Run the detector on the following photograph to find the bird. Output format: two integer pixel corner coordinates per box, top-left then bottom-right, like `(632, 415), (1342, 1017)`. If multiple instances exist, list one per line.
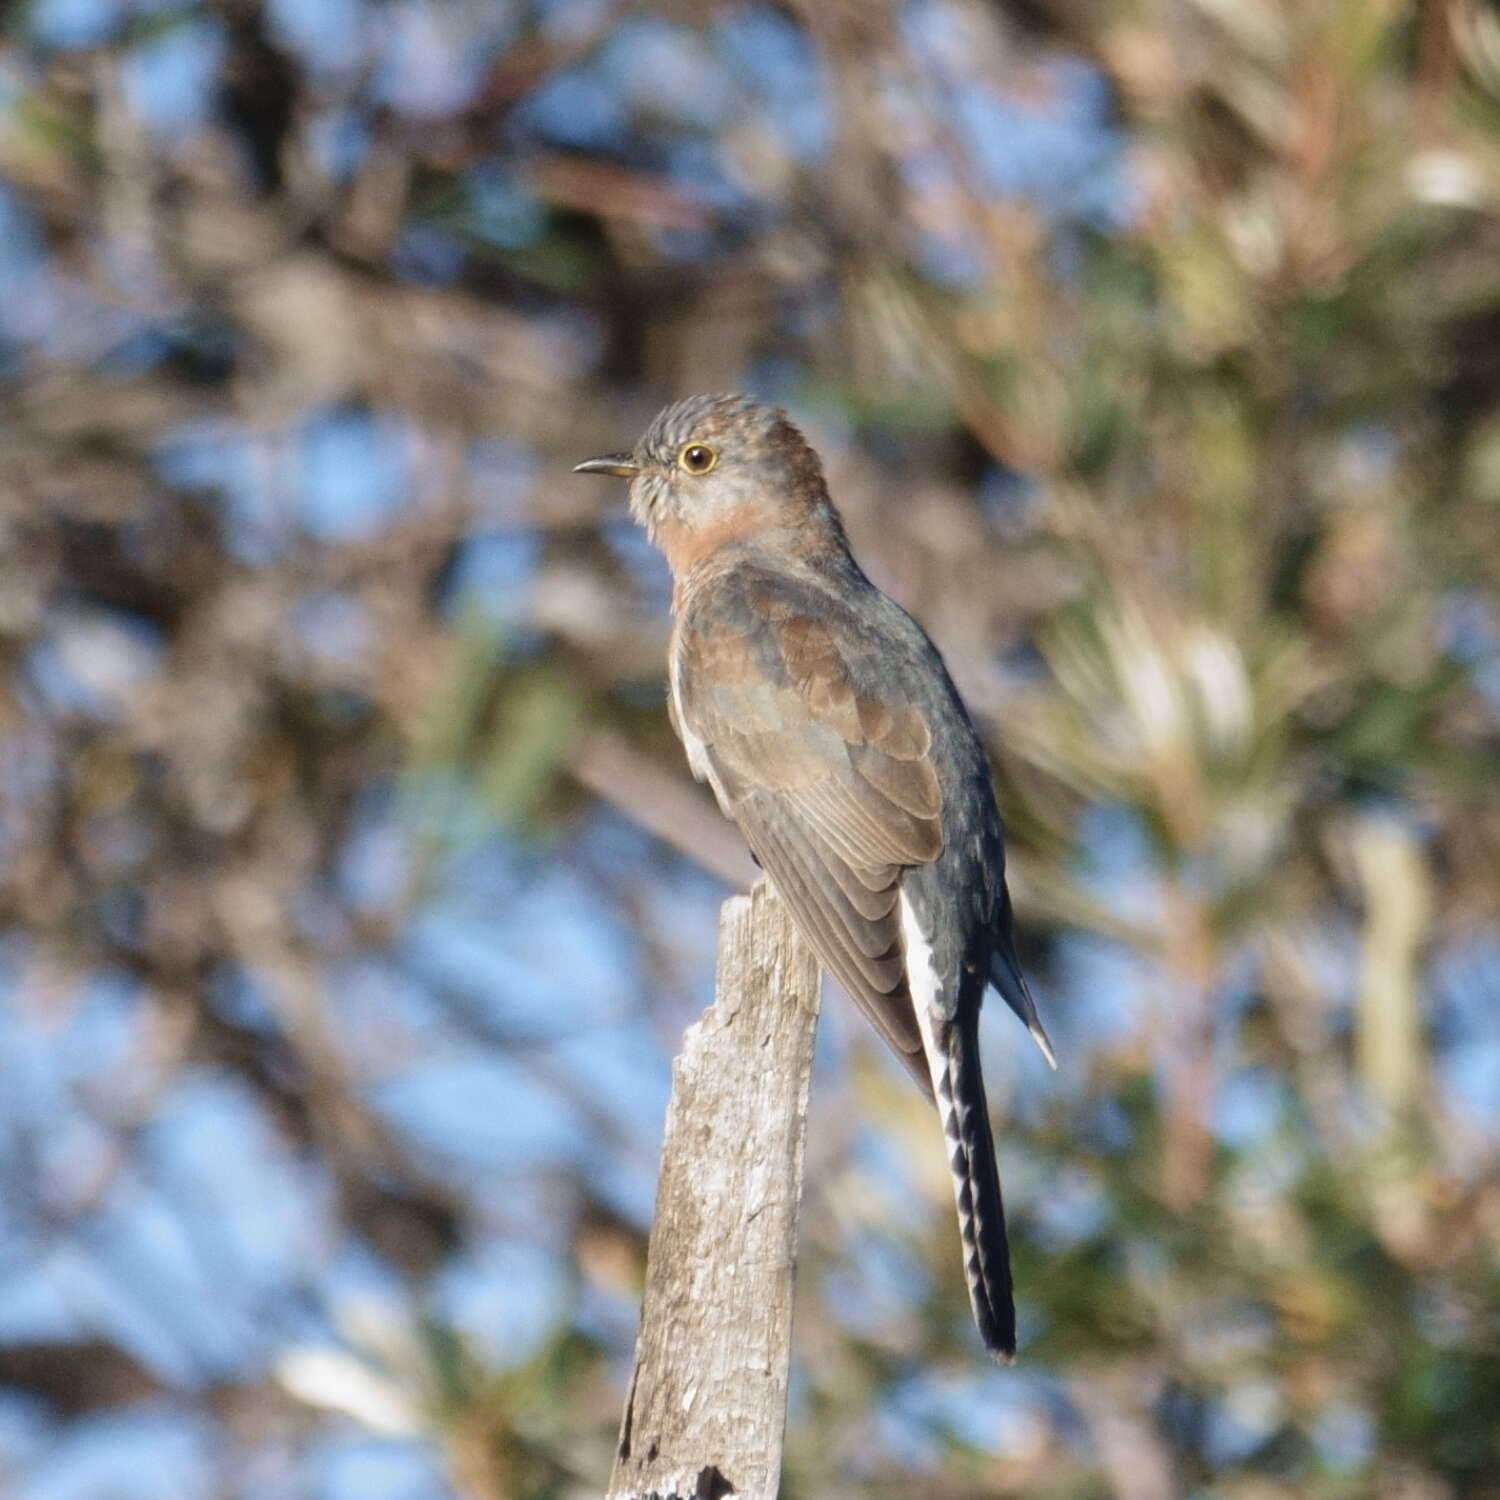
(575, 394), (1054, 1361)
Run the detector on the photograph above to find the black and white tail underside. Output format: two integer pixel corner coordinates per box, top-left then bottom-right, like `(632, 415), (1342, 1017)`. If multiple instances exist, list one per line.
(943, 1015), (1015, 1358)
(900, 895), (1017, 1361)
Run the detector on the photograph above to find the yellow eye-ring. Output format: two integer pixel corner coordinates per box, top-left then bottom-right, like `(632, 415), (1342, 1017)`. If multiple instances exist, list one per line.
(677, 442), (718, 475)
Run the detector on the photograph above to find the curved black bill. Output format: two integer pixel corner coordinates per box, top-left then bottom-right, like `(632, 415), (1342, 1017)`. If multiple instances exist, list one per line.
(573, 453), (640, 478)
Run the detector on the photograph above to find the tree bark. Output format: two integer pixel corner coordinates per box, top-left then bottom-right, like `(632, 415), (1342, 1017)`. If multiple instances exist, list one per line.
(607, 880), (821, 1500)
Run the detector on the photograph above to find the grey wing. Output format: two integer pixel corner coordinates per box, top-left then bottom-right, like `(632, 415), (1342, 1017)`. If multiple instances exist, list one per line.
(674, 568), (945, 1095)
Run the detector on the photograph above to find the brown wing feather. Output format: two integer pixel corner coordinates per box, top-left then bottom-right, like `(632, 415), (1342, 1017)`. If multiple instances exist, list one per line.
(674, 567), (945, 1095)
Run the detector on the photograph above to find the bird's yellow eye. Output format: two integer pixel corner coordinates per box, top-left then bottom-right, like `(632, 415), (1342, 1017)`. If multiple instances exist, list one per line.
(677, 443), (718, 476)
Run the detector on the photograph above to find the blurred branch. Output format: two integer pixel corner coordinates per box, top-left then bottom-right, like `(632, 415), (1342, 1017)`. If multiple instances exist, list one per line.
(1349, 813), (1432, 1120)
(569, 727), (760, 891)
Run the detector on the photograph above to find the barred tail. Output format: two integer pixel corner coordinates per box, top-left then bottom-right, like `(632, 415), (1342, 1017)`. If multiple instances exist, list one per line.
(938, 1019), (1016, 1361)
(898, 892), (1017, 1359)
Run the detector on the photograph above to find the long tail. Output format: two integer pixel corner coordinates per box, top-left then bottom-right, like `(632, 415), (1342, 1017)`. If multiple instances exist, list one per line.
(938, 1017), (1016, 1361)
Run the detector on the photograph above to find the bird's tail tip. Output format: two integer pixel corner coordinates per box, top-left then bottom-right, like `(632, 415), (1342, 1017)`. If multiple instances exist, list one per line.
(971, 1279), (1018, 1363)
(973, 1287), (1017, 1362)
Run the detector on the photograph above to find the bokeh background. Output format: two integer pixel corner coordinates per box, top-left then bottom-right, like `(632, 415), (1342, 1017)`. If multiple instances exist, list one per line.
(3, 0), (1500, 1496)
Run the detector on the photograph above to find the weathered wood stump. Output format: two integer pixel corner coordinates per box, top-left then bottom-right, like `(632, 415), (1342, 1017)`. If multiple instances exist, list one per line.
(607, 881), (820, 1500)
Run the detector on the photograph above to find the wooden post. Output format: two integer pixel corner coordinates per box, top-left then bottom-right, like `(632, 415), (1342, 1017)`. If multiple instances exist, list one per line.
(608, 880), (821, 1500)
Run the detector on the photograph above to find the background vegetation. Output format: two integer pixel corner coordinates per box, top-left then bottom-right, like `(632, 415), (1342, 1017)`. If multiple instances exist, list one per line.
(2, 0), (1499, 1496)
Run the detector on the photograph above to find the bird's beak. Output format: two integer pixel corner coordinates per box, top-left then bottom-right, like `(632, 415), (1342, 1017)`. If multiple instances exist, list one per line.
(573, 453), (640, 479)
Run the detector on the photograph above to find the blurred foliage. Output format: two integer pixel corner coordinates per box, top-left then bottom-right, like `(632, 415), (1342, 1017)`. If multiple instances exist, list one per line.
(1, 1), (1499, 1498)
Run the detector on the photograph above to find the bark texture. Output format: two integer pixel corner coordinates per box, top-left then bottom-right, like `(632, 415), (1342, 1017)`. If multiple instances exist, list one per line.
(608, 881), (821, 1500)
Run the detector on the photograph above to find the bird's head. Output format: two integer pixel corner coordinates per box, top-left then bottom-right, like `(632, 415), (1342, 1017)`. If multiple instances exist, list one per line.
(575, 394), (846, 576)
